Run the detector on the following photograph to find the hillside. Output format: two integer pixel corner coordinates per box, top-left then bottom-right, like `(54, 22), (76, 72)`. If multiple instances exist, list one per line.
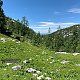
(43, 25), (80, 52)
(0, 34), (80, 80)
(4, 17), (80, 53)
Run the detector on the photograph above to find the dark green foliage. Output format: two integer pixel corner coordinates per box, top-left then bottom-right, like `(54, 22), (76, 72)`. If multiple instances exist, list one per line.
(4, 16), (44, 46)
(48, 27), (51, 34)
(0, 0), (6, 33)
(5, 17), (34, 39)
(3, 16), (80, 53)
(43, 25), (80, 52)
(21, 16), (28, 27)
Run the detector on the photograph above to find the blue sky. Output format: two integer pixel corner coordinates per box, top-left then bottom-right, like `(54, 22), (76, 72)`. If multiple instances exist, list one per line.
(2, 0), (80, 34)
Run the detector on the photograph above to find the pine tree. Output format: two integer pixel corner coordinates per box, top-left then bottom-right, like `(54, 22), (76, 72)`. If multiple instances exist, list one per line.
(48, 27), (51, 34)
(57, 25), (61, 30)
(0, 0), (6, 33)
(21, 16), (28, 27)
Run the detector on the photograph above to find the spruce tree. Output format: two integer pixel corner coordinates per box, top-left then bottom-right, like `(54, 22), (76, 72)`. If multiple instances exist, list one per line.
(0, 0), (6, 33)
(21, 16), (28, 27)
(48, 27), (51, 34)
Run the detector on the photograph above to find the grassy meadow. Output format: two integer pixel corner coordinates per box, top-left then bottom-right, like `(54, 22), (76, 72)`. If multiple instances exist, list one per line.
(0, 34), (80, 80)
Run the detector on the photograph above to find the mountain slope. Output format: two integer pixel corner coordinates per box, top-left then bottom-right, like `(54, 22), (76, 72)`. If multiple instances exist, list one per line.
(0, 34), (80, 80)
(44, 25), (80, 52)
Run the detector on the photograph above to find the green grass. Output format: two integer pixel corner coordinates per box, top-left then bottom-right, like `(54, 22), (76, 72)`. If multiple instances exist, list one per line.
(0, 34), (80, 80)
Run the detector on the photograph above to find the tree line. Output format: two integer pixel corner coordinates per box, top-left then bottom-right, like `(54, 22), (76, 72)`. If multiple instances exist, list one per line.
(44, 25), (80, 52)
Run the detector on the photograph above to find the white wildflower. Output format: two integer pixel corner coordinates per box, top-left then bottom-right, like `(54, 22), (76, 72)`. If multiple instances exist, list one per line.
(6, 63), (12, 66)
(23, 60), (27, 63)
(29, 58), (32, 61)
(50, 62), (53, 64)
(16, 41), (20, 44)
(61, 60), (69, 64)
(47, 59), (48, 61)
(37, 75), (44, 80)
(12, 39), (15, 41)
(56, 52), (68, 54)
(26, 68), (36, 73)
(4, 69), (7, 70)
(75, 64), (80, 66)
(42, 51), (45, 54)
(52, 60), (55, 62)
(72, 53), (80, 56)
(33, 74), (38, 77)
(45, 77), (51, 80)
(1, 38), (6, 43)
(36, 70), (41, 74)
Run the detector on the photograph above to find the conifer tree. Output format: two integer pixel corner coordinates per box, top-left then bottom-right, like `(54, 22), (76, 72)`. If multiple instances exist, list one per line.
(48, 27), (51, 34)
(0, 0), (6, 33)
(21, 16), (28, 27)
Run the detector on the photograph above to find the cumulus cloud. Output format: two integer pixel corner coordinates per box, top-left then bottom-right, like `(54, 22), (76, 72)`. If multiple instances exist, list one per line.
(68, 8), (80, 13)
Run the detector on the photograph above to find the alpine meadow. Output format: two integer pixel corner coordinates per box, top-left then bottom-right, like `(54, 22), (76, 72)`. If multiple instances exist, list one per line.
(0, 0), (80, 80)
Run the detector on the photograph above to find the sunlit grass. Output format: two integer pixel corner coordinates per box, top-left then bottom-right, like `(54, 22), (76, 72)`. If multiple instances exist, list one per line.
(0, 34), (80, 80)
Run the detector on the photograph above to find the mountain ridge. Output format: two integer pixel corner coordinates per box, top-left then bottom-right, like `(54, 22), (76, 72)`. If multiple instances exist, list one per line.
(44, 24), (80, 52)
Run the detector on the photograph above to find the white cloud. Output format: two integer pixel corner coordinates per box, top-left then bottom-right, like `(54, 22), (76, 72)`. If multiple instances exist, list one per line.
(68, 8), (80, 13)
(30, 26), (48, 29)
(34, 29), (49, 34)
(38, 22), (79, 27)
(30, 22), (79, 34)
(39, 22), (54, 27)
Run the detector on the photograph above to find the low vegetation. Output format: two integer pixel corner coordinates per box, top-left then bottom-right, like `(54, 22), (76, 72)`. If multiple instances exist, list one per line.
(0, 0), (80, 80)
(0, 34), (80, 80)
